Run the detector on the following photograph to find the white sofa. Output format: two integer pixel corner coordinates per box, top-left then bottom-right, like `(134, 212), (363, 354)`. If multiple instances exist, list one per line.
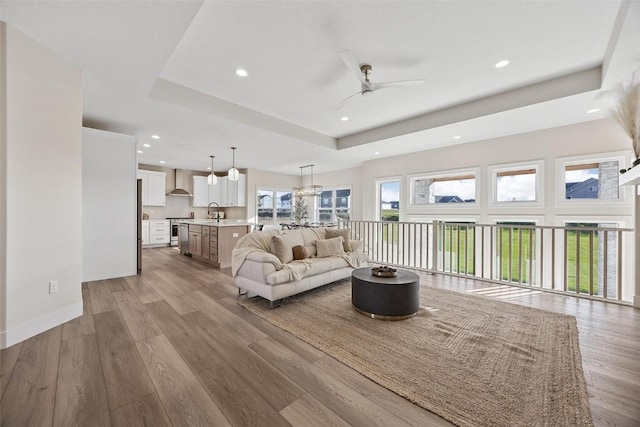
(232, 227), (367, 305)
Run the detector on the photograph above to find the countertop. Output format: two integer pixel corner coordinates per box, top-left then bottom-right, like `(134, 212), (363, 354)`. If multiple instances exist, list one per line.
(175, 219), (253, 228)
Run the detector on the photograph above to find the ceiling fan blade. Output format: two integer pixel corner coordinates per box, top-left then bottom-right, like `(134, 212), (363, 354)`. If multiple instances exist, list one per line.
(372, 80), (426, 92)
(332, 90), (361, 110)
(339, 50), (367, 86)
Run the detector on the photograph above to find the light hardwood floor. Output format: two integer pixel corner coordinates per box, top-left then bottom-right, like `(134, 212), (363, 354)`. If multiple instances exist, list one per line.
(1, 247), (639, 426)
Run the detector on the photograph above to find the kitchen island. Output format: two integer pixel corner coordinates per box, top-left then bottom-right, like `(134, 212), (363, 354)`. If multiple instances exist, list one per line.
(178, 220), (252, 269)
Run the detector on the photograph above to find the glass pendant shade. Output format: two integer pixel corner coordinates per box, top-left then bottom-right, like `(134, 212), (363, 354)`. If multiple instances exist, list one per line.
(208, 155), (217, 185)
(228, 167), (239, 181)
(228, 146), (239, 181)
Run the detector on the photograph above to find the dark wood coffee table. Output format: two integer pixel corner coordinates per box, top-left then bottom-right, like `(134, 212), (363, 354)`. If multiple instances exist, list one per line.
(351, 267), (420, 320)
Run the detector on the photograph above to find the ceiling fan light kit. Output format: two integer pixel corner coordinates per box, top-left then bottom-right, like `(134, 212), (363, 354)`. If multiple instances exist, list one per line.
(228, 146), (239, 181)
(334, 50), (425, 109)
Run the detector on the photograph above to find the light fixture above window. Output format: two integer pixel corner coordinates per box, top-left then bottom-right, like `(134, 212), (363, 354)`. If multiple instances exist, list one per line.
(293, 164), (323, 197)
(207, 155), (217, 185)
(228, 147), (239, 181)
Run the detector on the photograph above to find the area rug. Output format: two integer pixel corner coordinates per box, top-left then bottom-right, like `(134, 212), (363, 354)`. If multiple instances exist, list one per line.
(238, 281), (592, 427)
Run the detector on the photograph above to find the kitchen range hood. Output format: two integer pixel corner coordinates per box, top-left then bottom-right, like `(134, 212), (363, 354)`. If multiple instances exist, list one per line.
(167, 169), (193, 197)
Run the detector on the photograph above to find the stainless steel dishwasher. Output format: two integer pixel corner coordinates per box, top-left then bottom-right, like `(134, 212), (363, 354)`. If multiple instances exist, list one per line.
(179, 223), (191, 256)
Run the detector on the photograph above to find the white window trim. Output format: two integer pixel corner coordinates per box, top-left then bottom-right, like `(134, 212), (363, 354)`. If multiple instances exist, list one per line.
(555, 151), (630, 207)
(256, 187), (292, 226)
(375, 176), (401, 221)
(488, 160), (544, 207)
(407, 167), (480, 209)
(316, 185), (352, 223)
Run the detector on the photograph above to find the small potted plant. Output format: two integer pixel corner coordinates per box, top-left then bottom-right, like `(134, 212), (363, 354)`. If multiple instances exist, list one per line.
(292, 196), (308, 225)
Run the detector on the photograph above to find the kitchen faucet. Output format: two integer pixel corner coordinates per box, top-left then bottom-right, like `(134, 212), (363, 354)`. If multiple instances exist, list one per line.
(207, 202), (220, 223)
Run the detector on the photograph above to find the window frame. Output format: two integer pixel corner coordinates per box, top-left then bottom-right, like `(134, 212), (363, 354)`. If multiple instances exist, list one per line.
(408, 167), (480, 208)
(256, 188), (293, 226)
(488, 160), (544, 207)
(555, 152), (629, 206)
(375, 177), (401, 221)
(315, 186), (352, 224)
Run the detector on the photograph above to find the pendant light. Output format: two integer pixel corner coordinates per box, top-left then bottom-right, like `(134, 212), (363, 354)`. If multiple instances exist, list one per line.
(228, 146), (239, 181)
(207, 155), (217, 185)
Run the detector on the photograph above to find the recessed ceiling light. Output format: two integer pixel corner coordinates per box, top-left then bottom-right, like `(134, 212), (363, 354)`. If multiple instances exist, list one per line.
(453, 135), (461, 140)
(374, 151), (381, 155)
(494, 60), (510, 68)
(235, 68), (248, 77)
(159, 160), (166, 164)
(137, 150), (143, 154)
(586, 108), (600, 114)
(151, 135), (160, 139)
(340, 116), (349, 121)
(143, 143), (151, 147)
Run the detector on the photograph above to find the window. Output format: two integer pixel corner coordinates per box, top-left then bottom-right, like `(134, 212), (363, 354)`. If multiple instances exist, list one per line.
(316, 188), (351, 223)
(257, 189), (291, 225)
(410, 171), (477, 205)
(496, 169), (536, 202)
(564, 162), (619, 200)
(378, 180), (399, 221)
(488, 161), (543, 206)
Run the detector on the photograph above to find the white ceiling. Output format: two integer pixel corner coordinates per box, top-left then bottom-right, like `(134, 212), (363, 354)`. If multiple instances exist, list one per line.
(1, 1), (638, 175)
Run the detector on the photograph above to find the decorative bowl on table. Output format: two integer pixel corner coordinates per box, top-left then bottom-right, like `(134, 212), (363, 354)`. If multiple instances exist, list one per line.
(372, 266), (397, 277)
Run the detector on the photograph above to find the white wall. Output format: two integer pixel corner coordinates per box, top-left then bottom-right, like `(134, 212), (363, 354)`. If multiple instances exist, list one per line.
(1, 23), (83, 349)
(83, 128), (137, 282)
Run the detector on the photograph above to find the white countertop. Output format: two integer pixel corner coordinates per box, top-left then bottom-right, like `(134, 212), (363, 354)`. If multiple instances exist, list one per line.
(175, 219), (253, 227)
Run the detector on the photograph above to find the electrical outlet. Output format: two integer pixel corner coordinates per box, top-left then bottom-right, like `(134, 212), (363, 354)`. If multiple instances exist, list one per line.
(49, 280), (58, 294)
(233, 233), (239, 237)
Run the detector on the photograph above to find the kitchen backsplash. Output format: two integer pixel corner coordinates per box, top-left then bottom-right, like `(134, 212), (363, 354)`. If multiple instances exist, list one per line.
(142, 196), (246, 220)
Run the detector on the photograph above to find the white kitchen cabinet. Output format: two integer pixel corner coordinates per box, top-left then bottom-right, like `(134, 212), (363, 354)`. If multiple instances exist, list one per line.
(192, 176), (209, 207)
(144, 220), (169, 246)
(219, 173), (246, 207)
(193, 175), (222, 207)
(141, 220), (150, 245)
(137, 169), (166, 206)
(208, 181), (221, 205)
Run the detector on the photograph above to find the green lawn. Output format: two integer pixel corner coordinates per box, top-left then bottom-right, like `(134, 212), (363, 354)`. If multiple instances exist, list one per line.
(437, 226), (599, 293)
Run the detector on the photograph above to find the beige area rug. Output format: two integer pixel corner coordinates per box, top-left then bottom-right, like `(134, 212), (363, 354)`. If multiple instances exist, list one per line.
(238, 281), (592, 427)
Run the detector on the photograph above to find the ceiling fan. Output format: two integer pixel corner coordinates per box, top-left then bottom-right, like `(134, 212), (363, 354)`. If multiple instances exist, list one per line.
(333, 50), (425, 109)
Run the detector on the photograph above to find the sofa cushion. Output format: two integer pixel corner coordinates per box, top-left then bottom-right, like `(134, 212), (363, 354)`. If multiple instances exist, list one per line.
(265, 257), (351, 285)
(349, 239), (363, 253)
(292, 245), (307, 260)
(271, 235), (293, 264)
(316, 236), (345, 258)
(325, 228), (351, 252)
(304, 244), (317, 258)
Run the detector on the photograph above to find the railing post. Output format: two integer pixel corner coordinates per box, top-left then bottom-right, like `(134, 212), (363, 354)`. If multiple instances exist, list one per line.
(431, 221), (439, 271)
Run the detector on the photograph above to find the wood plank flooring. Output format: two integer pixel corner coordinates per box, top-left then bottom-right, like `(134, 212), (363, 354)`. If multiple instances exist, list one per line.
(1, 246), (639, 426)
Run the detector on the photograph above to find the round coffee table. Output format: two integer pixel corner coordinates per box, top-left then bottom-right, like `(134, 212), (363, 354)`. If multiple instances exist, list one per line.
(351, 267), (420, 320)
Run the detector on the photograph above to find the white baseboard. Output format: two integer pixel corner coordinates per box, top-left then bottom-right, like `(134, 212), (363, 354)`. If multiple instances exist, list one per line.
(0, 302), (83, 349)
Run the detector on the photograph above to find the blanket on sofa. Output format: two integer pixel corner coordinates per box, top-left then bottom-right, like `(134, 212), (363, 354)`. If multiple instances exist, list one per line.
(231, 230), (281, 277)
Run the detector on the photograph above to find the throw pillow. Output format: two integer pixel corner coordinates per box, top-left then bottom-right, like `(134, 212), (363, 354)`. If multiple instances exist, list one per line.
(315, 236), (345, 258)
(325, 228), (351, 252)
(304, 244), (317, 258)
(292, 245), (307, 261)
(271, 235), (293, 264)
(349, 239), (363, 253)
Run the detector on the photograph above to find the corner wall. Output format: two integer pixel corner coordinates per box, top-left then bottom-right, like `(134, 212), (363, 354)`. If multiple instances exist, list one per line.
(83, 128), (137, 282)
(1, 23), (83, 349)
